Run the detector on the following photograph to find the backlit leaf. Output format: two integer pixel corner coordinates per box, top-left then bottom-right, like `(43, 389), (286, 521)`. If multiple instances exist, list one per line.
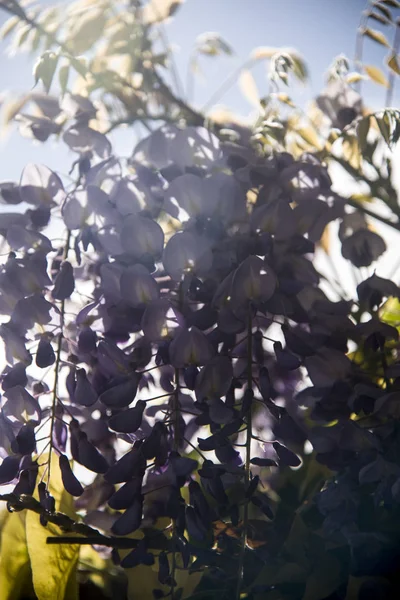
(58, 64), (70, 96)
(0, 511), (31, 600)
(142, 0), (184, 24)
(357, 115), (370, 151)
(381, 0), (400, 7)
(33, 51), (59, 93)
(0, 16), (20, 41)
(26, 453), (79, 600)
(368, 11), (391, 25)
(364, 64), (389, 87)
(276, 92), (295, 107)
(373, 2), (393, 19)
(67, 10), (108, 55)
(346, 72), (366, 84)
(250, 46), (278, 60)
(296, 127), (322, 150)
(387, 53), (400, 76)
(238, 69), (261, 109)
(375, 113), (391, 146)
(362, 27), (391, 47)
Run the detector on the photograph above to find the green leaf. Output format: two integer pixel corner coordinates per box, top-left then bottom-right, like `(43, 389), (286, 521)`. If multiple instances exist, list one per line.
(364, 64), (389, 87)
(67, 55), (88, 79)
(375, 112), (392, 147)
(289, 51), (309, 83)
(26, 453), (80, 600)
(33, 51), (59, 93)
(362, 27), (391, 47)
(67, 10), (108, 55)
(141, 0), (184, 23)
(0, 511), (31, 600)
(392, 116), (400, 145)
(357, 116), (371, 151)
(10, 23), (32, 52)
(373, 2), (393, 19)
(381, 0), (400, 7)
(368, 11), (391, 25)
(30, 28), (43, 53)
(58, 64), (70, 96)
(387, 53), (400, 76)
(196, 33), (233, 57)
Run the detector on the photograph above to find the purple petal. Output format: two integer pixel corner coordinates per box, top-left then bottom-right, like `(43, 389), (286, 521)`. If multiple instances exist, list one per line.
(52, 261), (75, 300)
(74, 368), (98, 407)
(99, 376), (139, 408)
(169, 327), (214, 368)
(59, 454), (84, 496)
(163, 231), (213, 281)
(120, 215), (164, 258)
(120, 265), (159, 307)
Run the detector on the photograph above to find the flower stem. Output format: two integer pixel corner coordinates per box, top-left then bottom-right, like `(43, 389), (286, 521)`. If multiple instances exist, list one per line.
(46, 230), (71, 487)
(235, 306), (253, 600)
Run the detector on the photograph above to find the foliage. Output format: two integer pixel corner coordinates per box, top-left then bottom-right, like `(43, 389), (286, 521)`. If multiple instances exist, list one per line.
(0, 1), (400, 599)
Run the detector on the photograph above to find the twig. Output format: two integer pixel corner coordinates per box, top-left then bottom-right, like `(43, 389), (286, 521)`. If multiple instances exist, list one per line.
(235, 306), (253, 600)
(46, 230), (71, 486)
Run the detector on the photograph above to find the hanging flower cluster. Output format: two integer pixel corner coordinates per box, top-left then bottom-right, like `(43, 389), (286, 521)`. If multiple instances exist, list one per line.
(0, 101), (398, 598)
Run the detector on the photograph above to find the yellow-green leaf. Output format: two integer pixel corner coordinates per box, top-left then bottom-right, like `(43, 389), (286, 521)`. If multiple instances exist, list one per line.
(375, 113), (391, 146)
(33, 51), (59, 93)
(387, 53), (400, 76)
(58, 64), (70, 96)
(238, 69), (261, 110)
(362, 27), (391, 47)
(0, 511), (31, 600)
(289, 51), (309, 83)
(346, 72), (366, 84)
(350, 193), (374, 204)
(296, 127), (322, 150)
(142, 0), (184, 23)
(0, 16), (20, 41)
(250, 46), (278, 61)
(26, 453), (80, 600)
(342, 136), (361, 170)
(368, 11), (391, 26)
(364, 65), (389, 87)
(68, 56), (88, 79)
(126, 557), (202, 600)
(127, 561), (168, 599)
(67, 10), (108, 55)
(381, 0), (400, 7)
(373, 2), (393, 20)
(276, 92), (295, 107)
(357, 115), (371, 151)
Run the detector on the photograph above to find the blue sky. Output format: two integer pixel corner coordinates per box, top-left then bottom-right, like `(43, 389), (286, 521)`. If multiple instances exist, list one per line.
(0, 0), (397, 181)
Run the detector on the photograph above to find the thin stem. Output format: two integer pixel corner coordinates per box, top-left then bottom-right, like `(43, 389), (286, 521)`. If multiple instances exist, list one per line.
(186, 52), (197, 103)
(345, 197), (400, 232)
(46, 230), (71, 486)
(354, 6), (369, 94)
(235, 305), (253, 600)
(183, 436), (207, 461)
(201, 57), (254, 112)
